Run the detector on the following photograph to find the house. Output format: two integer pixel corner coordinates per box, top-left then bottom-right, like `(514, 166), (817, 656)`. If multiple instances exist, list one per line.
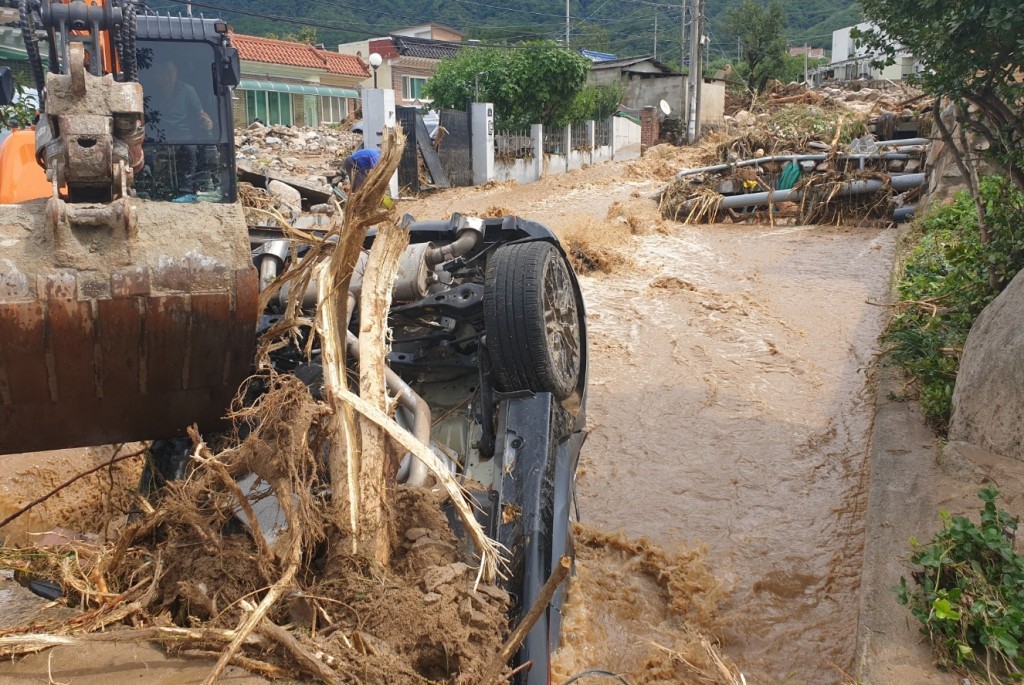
(231, 33), (369, 127)
(827, 22), (919, 82)
(338, 23), (464, 107)
(587, 55), (725, 126)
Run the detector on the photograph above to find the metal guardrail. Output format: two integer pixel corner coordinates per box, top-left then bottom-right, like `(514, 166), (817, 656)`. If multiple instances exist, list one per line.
(595, 119), (611, 147)
(542, 128), (566, 154)
(494, 129), (533, 161)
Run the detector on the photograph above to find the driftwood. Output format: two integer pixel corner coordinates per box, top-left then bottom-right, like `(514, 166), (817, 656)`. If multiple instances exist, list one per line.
(355, 212), (409, 564)
(479, 556), (572, 685)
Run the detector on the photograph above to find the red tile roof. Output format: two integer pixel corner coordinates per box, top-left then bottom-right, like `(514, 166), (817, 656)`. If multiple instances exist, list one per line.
(230, 33), (370, 78)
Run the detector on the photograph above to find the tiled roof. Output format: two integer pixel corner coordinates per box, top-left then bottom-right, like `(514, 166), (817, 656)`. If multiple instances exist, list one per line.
(391, 35), (462, 61)
(231, 33), (370, 78)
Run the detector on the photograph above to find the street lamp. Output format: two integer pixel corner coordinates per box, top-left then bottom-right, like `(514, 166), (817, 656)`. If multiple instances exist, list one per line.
(368, 52), (382, 89)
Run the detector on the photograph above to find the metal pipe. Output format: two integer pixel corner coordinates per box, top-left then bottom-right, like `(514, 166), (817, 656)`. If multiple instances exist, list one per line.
(424, 215), (485, 267)
(893, 206), (916, 223)
(702, 173), (925, 210)
(675, 153), (917, 180)
(345, 330), (433, 487)
(807, 137), (931, 150)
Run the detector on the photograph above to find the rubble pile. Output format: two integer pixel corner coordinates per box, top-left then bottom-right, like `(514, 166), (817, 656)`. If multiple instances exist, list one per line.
(235, 122), (363, 178)
(724, 80), (929, 134)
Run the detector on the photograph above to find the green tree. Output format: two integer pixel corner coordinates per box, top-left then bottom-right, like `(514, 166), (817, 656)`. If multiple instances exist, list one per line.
(424, 43), (590, 128)
(857, 0), (1024, 193)
(725, 0), (788, 93)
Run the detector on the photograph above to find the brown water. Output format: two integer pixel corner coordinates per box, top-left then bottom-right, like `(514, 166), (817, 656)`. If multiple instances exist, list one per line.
(557, 223), (895, 684)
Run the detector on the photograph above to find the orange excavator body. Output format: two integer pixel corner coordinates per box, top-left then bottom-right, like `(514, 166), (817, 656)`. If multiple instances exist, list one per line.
(0, 130), (50, 203)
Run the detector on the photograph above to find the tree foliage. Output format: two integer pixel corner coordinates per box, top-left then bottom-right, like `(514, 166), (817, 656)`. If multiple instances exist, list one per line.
(214, 0), (857, 70)
(725, 0), (788, 92)
(424, 44), (591, 128)
(858, 0), (1024, 192)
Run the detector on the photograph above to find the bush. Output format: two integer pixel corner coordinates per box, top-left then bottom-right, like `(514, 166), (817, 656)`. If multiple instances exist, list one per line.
(895, 489), (1024, 681)
(884, 176), (1024, 430)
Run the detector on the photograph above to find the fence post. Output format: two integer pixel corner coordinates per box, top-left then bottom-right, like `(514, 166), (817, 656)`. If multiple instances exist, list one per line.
(563, 124), (572, 172)
(361, 87), (399, 197)
(586, 120), (596, 165)
(470, 102), (495, 185)
(609, 115), (618, 161)
(531, 123), (543, 181)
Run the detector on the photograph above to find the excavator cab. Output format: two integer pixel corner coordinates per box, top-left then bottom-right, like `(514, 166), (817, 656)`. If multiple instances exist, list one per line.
(133, 21), (240, 203)
(0, 5), (257, 455)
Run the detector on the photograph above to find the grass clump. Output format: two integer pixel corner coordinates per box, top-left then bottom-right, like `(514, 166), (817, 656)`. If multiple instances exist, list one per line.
(883, 175), (1024, 431)
(895, 489), (1024, 682)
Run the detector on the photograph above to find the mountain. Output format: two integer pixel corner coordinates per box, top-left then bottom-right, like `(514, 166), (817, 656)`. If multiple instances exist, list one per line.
(177, 0), (860, 65)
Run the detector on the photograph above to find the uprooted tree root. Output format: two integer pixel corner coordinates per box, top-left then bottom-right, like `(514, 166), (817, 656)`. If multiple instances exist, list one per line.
(0, 376), (511, 684)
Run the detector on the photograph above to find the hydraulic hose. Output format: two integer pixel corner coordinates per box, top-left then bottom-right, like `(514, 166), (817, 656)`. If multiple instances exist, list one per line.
(19, 0), (45, 101)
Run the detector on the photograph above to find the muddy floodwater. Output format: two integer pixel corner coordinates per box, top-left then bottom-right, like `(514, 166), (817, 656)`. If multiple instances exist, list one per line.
(556, 222), (895, 683)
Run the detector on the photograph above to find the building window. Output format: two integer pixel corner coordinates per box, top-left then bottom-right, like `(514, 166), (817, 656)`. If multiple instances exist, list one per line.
(244, 90), (292, 126)
(320, 95), (347, 124)
(402, 76), (428, 101)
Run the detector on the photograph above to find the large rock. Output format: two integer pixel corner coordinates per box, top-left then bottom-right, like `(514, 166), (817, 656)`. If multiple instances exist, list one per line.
(949, 269), (1024, 460)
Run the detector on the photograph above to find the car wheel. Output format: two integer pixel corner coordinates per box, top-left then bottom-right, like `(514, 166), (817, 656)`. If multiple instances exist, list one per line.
(484, 241), (582, 400)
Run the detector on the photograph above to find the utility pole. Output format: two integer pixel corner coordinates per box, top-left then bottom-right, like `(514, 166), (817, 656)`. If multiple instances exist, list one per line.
(694, 0), (705, 140)
(565, 0), (570, 48)
(681, 0), (688, 126)
(686, 0), (700, 142)
(804, 43), (809, 83)
(653, 13), (658, 60)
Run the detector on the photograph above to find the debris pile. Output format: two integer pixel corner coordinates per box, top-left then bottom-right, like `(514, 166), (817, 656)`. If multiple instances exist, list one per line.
(660, 128), (928, 226)
(651, 78), (936, 227)
(235, 122), (363, 181)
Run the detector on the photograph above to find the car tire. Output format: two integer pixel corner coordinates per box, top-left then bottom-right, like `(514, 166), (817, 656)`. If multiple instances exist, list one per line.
(484, 241), (582, 400)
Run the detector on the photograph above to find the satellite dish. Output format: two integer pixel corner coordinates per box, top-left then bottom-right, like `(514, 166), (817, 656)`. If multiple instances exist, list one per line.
(659, 99), (672, 116)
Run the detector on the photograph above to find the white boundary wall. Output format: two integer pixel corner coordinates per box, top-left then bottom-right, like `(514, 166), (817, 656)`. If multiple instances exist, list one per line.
(490, 116), (641, 186)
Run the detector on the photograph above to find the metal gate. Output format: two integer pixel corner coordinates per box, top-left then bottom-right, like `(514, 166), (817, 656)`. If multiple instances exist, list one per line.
(437, 108), (473, 186)
(395, 106), (420, 194)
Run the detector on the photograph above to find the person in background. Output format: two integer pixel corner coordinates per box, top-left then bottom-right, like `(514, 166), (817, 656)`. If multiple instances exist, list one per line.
(343, 147), (381, 192)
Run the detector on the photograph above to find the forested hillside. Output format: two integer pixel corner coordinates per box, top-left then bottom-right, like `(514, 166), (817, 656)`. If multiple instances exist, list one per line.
(156, 0), (860, 65)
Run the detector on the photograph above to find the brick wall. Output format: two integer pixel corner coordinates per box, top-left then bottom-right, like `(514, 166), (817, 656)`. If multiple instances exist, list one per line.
(391, 65), (433, 105)
(640, 106), (659, 152)
(233, 92), (248, 128)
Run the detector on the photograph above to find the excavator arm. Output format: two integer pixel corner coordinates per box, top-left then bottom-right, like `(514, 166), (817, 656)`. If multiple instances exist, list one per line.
(0, 1), (257, 454)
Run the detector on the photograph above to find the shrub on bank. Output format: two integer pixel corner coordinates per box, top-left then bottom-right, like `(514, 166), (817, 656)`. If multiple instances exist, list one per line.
(884, 176), (1024, 431)
(895, 489), (1024, 680)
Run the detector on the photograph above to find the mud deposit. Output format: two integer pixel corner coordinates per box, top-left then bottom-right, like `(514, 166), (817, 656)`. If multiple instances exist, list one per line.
(0, 446), (143, 545)
(568, 222), (895, 683)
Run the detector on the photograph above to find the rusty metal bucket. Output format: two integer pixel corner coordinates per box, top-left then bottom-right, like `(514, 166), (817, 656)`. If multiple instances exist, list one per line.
(0, 198), (258, 454)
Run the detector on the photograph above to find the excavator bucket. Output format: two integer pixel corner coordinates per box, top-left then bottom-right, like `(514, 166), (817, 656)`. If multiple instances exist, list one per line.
(0, 199), (258, 454)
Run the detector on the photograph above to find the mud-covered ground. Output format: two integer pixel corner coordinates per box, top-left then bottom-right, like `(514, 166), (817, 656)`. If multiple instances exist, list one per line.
(3, 153), (1024, 684)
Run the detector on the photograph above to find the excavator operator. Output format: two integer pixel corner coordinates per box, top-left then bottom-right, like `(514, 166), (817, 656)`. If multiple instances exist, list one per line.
(147, 60), (213, 138)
